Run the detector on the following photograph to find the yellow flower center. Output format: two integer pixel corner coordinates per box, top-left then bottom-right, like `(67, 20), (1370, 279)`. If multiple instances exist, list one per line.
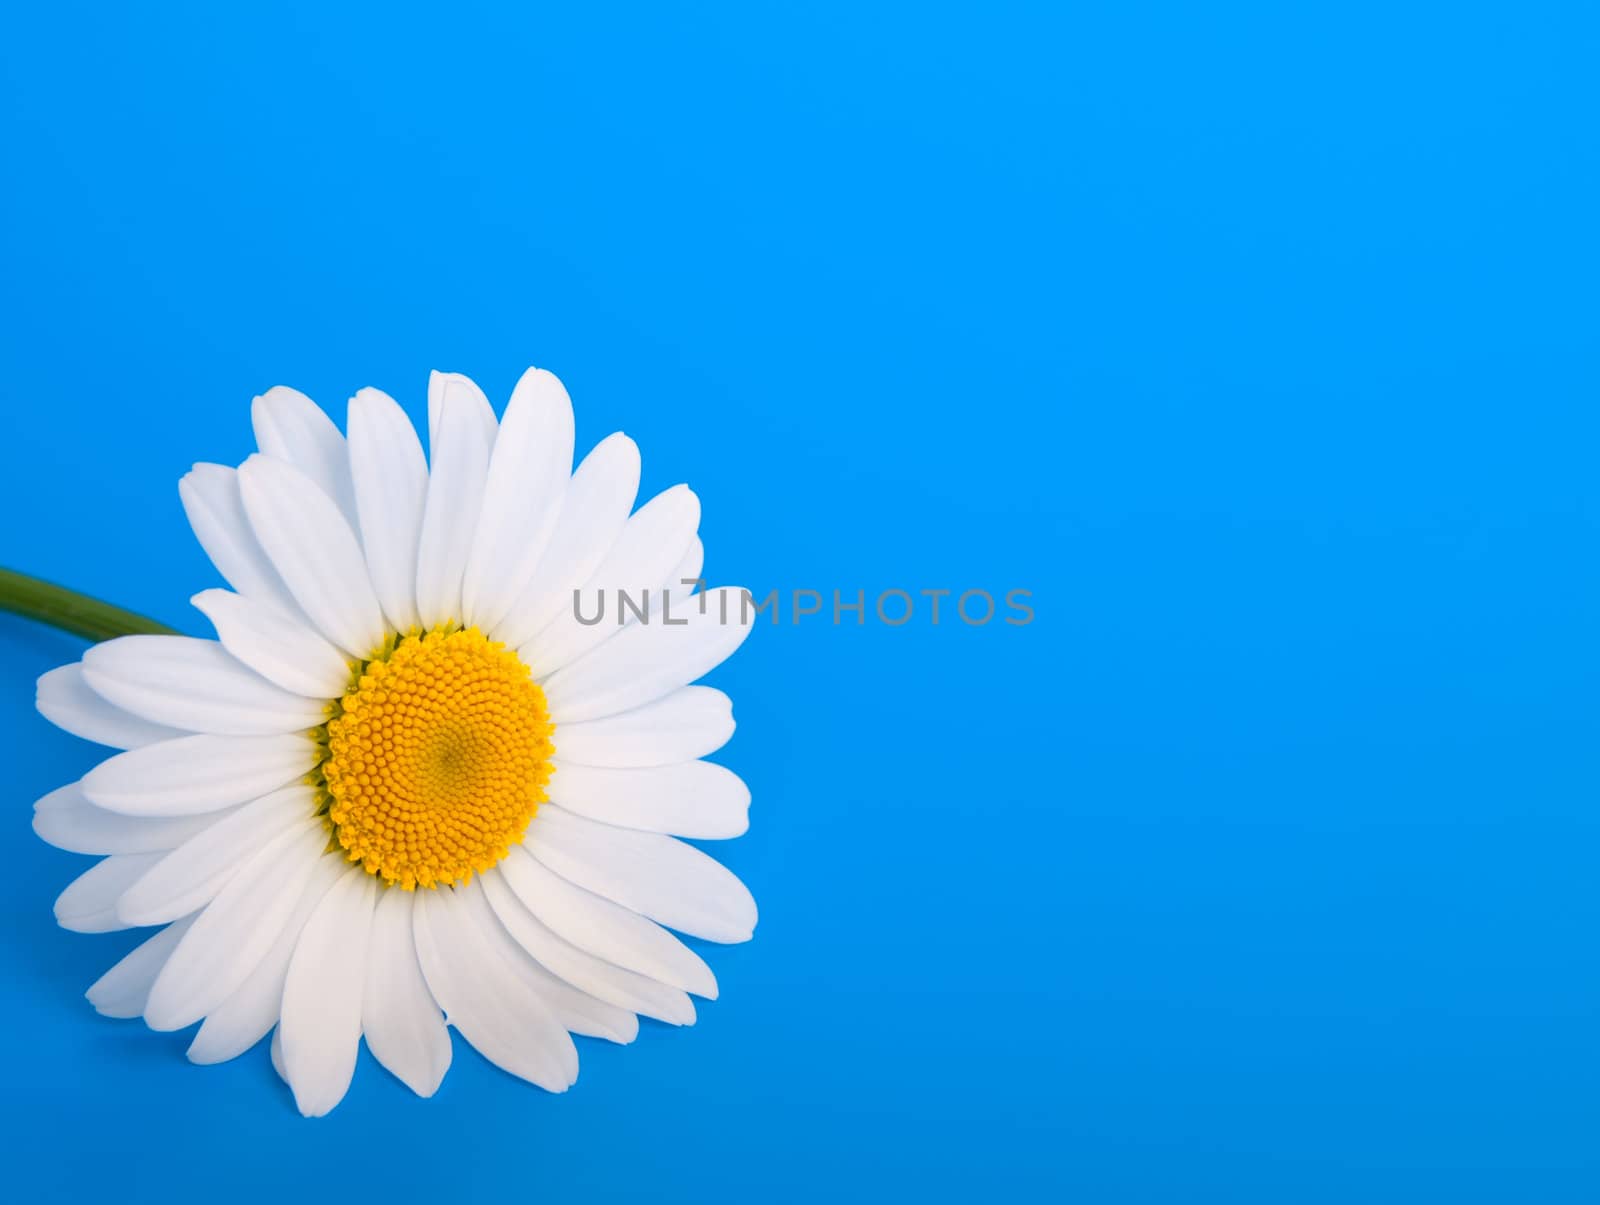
(316, 626), (554, 890)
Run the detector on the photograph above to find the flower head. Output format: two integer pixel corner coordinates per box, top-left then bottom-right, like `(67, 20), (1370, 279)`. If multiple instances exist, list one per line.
(34, 369), (756, 1116)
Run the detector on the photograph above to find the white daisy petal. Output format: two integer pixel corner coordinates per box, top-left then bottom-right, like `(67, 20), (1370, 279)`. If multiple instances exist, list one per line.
(144, 820), (325, 1031)
(416, 380), (494, 629)
(237, 453), (386, 658)
(81, 732), (315, 817)
(54, 853), (165, 933)
(482, 868), (694, 1025)
(427, 370), (497, 452)
(492, 432), (641, 649)
(542, 587), (754, 724)
(33, 781), (232, 856)
(546, 760), (750, 839)
(459, 879), (636, 1044)
(271, 1025), (287, 1083)
(116, 786), (315, 927)
(498, 847), (717, 998)
(280, 867), (378, 1117)
(179, 463), (302, 618)
(552, 687), (734, 768)
(81, 635), (326, 736)
(528, 806), (756, 943)
(520, 484), (700, 676)
(348, 388), (428, 634)
(191, 589), (352, 699)
(187, 853), (344, 1065)
(86, 915), (197, 1018)
(461, 367), (575, 633)
(413, 886), (577, 1092)
(361, 886), (451, 1097)
(37, 664), (187, 750)
(251, 386), (361, 533)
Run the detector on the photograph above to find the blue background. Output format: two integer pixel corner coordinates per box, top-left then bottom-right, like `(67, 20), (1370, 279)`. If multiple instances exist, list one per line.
(1, 3), (1597, 1202)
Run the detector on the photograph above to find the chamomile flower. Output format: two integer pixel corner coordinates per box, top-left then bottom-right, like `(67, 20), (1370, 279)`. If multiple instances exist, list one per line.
(32, 369), (756, 1116)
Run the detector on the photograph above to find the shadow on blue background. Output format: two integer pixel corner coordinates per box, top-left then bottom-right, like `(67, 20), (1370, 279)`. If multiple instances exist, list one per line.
(1, 3), (1597, 1202)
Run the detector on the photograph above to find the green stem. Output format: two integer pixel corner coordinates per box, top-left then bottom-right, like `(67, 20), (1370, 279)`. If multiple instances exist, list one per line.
(0, 568), (178, 643)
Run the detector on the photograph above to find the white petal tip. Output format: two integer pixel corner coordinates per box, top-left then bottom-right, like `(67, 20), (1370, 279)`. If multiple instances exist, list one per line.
(84, 992), (138, 1020)
(186, 1030), (253, 1066)
(369, 1015), (451, 1097)
(291, 1083), (354, 1118)
(54, 912), (108, 935)
(253, 385), (307, 405)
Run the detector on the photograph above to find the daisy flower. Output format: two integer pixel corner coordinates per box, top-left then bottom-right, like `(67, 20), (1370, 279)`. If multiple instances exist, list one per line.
(28, 369), (757, 1116)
